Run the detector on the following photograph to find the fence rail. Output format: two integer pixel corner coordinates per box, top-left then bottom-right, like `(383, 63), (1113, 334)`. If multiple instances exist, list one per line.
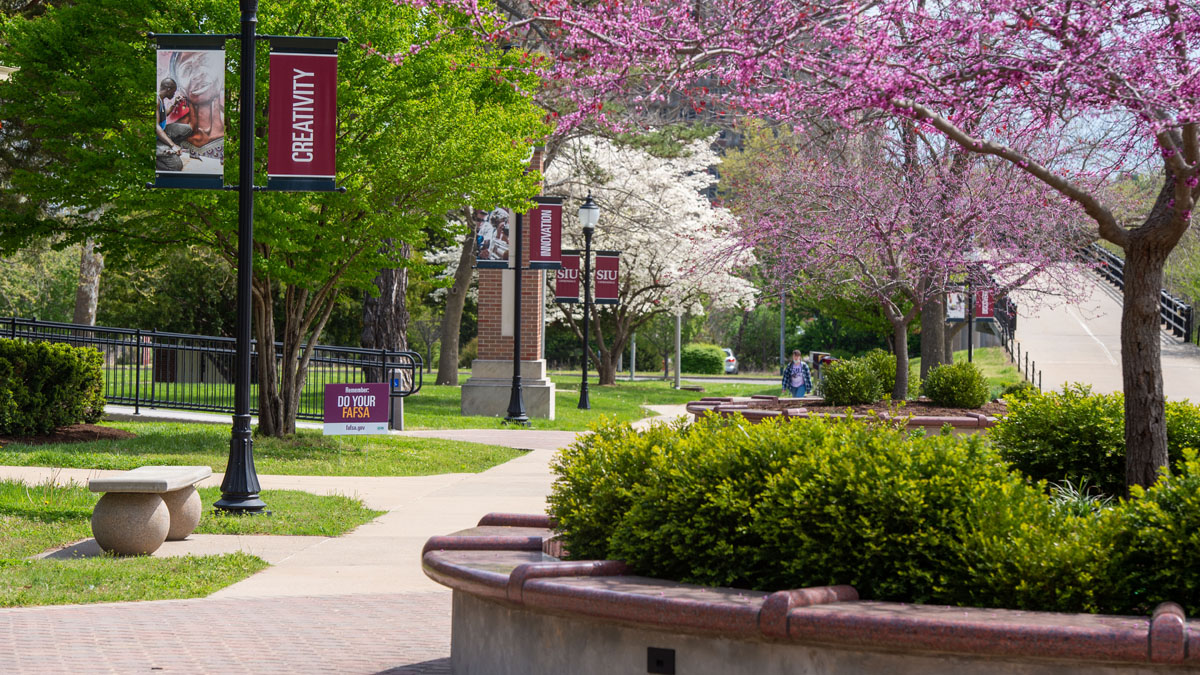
(1082, 243), (1196, 344)
(994, 295), (1042, 391)
(3, 316), (421, 421)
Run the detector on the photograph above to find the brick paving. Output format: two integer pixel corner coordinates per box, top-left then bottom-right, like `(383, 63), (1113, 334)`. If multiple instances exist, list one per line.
(0, 422), (680, 672)
(0, 592), (452, 674)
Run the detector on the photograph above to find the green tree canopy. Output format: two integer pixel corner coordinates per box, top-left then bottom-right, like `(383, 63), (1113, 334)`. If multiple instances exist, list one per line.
(0, 0), (549, 434)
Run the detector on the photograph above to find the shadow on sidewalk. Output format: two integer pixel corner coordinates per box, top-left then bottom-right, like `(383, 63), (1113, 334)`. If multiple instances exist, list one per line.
(377, 657), (450, 674)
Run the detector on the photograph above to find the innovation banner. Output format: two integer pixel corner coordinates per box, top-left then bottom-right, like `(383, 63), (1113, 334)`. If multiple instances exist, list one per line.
(594, 251), (620, 305)
(555, 250), (580, 303)
(267, 38), (338, 191)
(154, 35), (227, 190)
(528, 197), (563, 270)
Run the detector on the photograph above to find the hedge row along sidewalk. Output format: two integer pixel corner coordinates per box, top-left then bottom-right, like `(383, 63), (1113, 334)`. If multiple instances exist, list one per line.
(550, 414), (1200, 616)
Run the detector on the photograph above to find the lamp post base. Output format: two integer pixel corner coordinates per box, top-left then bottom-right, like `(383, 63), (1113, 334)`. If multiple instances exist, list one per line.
(215, 416), (270, 515)
(578, 383), (591, 410)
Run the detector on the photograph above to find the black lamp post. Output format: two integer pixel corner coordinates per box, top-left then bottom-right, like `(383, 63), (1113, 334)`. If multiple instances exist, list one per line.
(578, 193), (599, 410)
(215, 0), (267, 514)
(505, 212), (530, 426)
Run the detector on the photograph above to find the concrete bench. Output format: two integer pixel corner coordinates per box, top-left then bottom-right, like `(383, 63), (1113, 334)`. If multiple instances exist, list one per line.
(88, 466), (212, 556)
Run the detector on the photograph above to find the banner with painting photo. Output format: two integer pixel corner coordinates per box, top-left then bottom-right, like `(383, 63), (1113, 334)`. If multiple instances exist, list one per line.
(155, 38), (226, 189)
(474, 207), (513, 269)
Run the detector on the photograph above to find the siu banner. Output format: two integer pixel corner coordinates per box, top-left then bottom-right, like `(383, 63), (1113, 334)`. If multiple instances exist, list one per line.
(594, 251), (620, 305)
(555, 250), (580, 303)
(267, 38), (339, 191)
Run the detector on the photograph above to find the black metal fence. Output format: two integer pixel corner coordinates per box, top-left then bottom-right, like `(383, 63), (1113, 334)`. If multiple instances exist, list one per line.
(994, 295), (1043, 391)
(3, 316), (422, 420)
(1082, 243), (1196, 344)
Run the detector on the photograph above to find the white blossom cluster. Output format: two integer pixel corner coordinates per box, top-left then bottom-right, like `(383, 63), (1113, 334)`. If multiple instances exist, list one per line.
(543, 135), (758, 318)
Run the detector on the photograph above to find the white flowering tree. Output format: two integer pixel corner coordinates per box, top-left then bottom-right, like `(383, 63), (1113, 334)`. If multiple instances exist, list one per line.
(545, 136), (757, 384)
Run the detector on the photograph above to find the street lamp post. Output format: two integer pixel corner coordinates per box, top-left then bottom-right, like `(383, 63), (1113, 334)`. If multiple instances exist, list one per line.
(505, 211), (530, 426)
(577, 194), (599, 410)
(215, 0), (267, 514)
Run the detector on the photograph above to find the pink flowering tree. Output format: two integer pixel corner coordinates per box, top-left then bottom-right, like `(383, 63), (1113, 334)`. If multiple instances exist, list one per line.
(395, 0), (1199, 488)
(728, 128), (1089, 399)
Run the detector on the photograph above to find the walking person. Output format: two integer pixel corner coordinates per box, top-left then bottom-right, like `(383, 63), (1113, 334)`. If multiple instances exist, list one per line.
(781, 350), (812, 398)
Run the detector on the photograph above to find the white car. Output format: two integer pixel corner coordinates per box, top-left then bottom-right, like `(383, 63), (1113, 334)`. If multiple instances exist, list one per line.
(722, 348), (739, 374)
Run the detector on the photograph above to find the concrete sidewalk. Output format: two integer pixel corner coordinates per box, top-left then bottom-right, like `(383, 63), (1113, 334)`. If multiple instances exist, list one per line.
(0, 424), (578, 673)
(0, 400), (702, 672)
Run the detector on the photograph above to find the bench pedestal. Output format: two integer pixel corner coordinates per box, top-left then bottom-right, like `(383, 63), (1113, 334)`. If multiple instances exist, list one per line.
(91, 493), (170, 556)
(88, 466), (212, 556)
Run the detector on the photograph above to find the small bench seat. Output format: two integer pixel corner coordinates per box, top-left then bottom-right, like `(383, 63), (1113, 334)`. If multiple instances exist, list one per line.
(88, 465), (213, 556)
(89, 465), (213, 494)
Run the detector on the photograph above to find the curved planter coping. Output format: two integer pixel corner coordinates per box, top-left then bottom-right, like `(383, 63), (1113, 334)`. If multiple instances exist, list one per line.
(424, 513), (1200, 670)
(686, 396), (998, 430)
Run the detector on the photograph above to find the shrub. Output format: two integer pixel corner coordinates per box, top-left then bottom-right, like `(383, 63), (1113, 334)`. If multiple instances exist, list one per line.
(680, 343), (725, 375)
(553, 415), (1105, 612)
(547, 418), (688, 561)
(819, 358), (883, 406)
(0, 338), (105, 436)
(457, 337), (477, 368)
(1000, 380), (1038, 399)
(1102, 449), (1200, 616)
(859, 349), (897, 398)
(922, 361), (989, 409)
(991, 385), (1200, 496)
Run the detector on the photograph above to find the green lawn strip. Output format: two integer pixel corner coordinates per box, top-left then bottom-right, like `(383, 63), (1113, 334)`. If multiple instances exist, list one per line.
(196, 487), (383, 537)
(400, 378), (779, 430)
(910, 346), (1023, 399)
(0, 554), (268, 607)
(0, 479), (382, 607)
(0, 423), (524, 476)
(0, 480), (382, 558)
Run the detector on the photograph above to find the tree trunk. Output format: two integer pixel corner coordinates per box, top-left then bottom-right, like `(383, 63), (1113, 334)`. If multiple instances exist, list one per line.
(72, 237), (103, 325)
(919, 294), (945, 378)
(1121, 238), (1171, 488)
(891, 320), (909, 400)
(253, 276), (284, 437)
(362, 241), (411, 381)
(945, 322), (966, 364)
(437, 228), (475, 385)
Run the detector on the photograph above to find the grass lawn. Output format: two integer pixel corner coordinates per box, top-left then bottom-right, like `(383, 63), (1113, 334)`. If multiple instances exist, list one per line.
(400, 377), (780, 430)
(0, 423), (525, 475)
(909, 346), (1024, 399)
(0, 479), (381, 607)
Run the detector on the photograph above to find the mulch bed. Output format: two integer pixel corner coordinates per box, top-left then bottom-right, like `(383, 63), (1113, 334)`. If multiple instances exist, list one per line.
(0, 424), (137, 446)
(749, 399), (1008, 418)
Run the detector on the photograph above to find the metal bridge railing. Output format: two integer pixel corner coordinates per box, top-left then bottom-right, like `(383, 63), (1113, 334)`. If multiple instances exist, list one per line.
(3, 316), (422, 421)
(1081, 243), (1195, 344)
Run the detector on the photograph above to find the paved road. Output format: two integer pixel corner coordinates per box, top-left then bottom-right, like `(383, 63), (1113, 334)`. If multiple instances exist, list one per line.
(1013, 272), (1200, 400)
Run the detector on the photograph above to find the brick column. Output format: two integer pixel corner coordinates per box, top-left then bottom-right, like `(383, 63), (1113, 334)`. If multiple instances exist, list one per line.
(460, 148), (555, 419)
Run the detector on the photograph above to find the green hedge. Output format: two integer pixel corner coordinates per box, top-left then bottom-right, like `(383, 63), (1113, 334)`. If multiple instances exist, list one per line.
(680, 343), (725, 375)
(819, 358), (882, 406)
(922, 361), (989, 409)
(859, 349), (896, 398)
(549, 414), (1200, 615)
(0, 338), (105, 436)
(990, 384), (1200, 496)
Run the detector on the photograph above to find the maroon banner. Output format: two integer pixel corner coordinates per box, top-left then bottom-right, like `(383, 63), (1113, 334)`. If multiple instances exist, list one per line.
(594, 251), (620, 305)
(528, 197), (563, 269)
(555, 250), (580, 303)
(974, 289), (996, 320)
(268, 51), (338, 191)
